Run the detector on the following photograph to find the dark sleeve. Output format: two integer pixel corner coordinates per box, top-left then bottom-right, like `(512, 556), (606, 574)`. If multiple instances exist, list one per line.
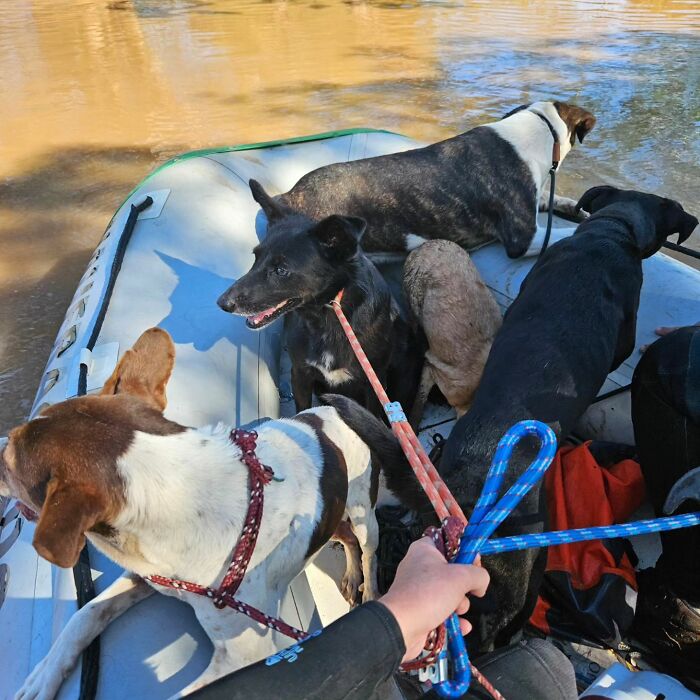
(189, 601), (406, 700)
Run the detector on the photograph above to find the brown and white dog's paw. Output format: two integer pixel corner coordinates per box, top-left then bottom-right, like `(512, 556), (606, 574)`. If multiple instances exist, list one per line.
(15, 652), (67, 700)
(340, 569), (363, 607)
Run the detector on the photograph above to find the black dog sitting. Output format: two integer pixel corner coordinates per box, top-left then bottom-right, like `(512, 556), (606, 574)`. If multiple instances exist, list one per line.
(217, 180), (421, 416)
(439, 186), (697, 653)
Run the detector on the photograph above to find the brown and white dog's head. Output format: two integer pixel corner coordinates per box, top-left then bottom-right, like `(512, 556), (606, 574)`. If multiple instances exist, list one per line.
(0, 328), (182, 568)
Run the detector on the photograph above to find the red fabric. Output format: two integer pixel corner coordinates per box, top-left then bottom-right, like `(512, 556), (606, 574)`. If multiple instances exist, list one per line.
(530, 442), (646, 633)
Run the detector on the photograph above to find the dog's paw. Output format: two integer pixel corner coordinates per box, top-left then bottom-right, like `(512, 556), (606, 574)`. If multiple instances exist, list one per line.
(361, 580), (378, 603)
(15, 655), (67, 700)
(340, 570), (363, 607)
(552, 196), (582, 217)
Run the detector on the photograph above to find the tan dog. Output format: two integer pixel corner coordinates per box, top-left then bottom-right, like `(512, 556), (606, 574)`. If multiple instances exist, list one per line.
(403, 240), (502, 427)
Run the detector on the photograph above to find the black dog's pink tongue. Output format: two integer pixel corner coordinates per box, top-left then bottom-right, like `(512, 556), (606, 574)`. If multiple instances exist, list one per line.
(247, 300), (288, 326)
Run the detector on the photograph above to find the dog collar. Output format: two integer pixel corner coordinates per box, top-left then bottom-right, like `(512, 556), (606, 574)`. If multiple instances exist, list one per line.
(531, 111), (561, 168)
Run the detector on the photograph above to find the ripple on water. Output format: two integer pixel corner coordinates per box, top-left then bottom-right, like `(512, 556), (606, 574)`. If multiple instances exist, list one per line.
(0, 0), (698, 432)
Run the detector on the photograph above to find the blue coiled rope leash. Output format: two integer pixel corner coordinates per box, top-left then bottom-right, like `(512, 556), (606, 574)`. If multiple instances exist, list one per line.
(432, 420), (700, 698)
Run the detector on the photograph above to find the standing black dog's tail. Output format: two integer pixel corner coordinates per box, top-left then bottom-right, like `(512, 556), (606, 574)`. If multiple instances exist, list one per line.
(320, 394), (431, 513)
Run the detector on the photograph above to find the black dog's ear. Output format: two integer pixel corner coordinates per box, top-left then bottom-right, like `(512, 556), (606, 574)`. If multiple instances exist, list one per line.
(311, 215), (366, 261)
(575, 185), (618, 215)
(625, 206), (658, 258)
(659, 199), (698, 245)
(675, 208), (698, 245)
(249, 179), (289, 223)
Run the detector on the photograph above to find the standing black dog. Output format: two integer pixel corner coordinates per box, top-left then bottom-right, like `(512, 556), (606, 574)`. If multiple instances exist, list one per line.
(439, 186), (697, 652)
(217, 182), (421, 415)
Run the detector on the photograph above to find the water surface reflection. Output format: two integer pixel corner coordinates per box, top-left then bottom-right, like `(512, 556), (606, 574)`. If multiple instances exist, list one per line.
(0, 0), (698, 431)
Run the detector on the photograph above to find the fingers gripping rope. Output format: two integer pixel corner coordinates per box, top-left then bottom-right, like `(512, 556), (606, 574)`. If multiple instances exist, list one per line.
(434, 420), (557, 698)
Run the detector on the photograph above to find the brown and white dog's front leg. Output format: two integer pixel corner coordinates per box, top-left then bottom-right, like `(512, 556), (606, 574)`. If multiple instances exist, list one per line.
(16, 574), (153, 700)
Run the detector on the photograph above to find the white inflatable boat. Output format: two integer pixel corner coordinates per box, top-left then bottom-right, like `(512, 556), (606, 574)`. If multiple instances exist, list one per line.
(1, 129), (699, 700)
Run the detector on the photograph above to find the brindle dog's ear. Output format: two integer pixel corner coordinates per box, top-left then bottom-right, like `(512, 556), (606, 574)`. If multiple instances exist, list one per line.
(553, 102), (596, 144)
(33, 479), (106, 568)
(311, 215), (367, 261)
(249, 179), (290, 223)
(101, 328), (175, 411)
(575, 113), (596, 144)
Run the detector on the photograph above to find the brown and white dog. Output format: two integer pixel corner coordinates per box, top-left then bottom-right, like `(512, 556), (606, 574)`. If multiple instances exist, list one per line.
(403, 240), (502, 428)
(1, 329), (422, 700)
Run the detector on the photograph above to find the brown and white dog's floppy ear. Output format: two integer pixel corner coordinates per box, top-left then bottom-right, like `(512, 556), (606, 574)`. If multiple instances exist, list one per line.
(101, 327), (175, 411)
(33, 478), (106, 568)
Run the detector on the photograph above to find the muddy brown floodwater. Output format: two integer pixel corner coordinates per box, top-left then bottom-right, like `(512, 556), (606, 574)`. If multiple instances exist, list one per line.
(0, 0), (699, 433)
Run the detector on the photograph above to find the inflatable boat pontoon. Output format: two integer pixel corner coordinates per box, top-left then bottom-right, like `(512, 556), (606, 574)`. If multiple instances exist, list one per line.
(1, 129), (699, 700)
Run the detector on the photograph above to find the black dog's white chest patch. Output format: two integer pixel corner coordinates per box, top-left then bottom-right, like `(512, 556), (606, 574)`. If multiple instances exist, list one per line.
(307, 351), (353, 386)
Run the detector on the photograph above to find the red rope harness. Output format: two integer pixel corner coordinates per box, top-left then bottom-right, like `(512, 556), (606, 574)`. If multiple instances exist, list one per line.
(330, 289), (504, 700)
(146, 429), (307, 641)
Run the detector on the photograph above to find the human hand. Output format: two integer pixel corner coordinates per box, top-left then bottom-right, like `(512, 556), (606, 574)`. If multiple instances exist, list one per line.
(640, 322), (700, 352)
(378, 537), (490, 662)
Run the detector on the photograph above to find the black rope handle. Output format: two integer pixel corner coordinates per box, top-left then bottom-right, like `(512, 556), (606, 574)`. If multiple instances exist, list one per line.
(74, 195), (153, 700)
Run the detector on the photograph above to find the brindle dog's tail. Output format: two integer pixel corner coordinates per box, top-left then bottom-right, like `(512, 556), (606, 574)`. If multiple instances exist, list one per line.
(320, 394), (431, 513)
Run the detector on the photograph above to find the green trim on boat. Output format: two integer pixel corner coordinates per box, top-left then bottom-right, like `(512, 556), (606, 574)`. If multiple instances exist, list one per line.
(124, 127), (399, 203)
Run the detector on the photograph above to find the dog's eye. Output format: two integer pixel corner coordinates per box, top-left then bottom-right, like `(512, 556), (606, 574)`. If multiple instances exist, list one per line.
(274, 267), (289, 277)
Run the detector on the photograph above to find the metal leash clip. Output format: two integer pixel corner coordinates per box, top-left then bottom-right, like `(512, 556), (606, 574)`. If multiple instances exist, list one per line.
(418, 648), (449, 685)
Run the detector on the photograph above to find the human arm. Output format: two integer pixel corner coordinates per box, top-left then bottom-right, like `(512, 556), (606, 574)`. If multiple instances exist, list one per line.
(189, 538), (489, 700)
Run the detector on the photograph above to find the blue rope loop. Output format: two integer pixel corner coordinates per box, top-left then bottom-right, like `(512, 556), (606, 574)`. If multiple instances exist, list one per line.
(434, 419), (557, 698)
(431, 419), (700, 696)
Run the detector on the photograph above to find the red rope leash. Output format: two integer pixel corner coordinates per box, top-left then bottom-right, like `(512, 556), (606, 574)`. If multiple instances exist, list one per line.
(146, 429), (307, 641)
(330, 289), (504, 699)
(329, 290), (466, 524)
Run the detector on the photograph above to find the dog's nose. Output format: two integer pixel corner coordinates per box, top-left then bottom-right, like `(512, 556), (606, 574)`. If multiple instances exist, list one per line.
(217, 291), (236, 312)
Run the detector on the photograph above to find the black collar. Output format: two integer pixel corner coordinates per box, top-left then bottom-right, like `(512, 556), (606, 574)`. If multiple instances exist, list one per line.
(531, 111), (561, 167)
(531, 111), (559, 144)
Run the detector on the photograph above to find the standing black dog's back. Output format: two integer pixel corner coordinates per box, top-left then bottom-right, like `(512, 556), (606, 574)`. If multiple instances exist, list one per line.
(439, 187), (697, 652)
